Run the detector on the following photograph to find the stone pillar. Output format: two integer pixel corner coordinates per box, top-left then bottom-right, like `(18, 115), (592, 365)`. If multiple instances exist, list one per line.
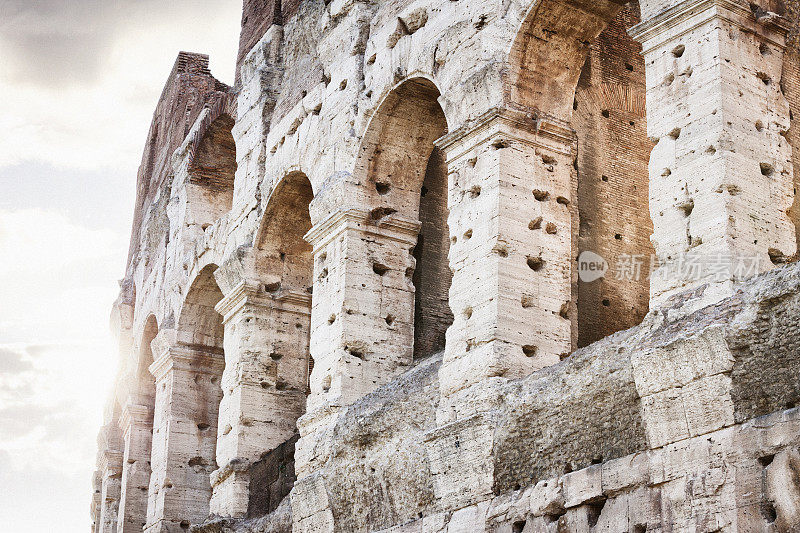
(435, 107), (578, 418)
(630, 0), (796, 310)
(117, 400), (153, 533)
(90, 470), (102, 533)
(97, 425), (123, 533)
(294, 206), (420, 477)
(145, 333), (224, 533)
(209, 281), (310, 518)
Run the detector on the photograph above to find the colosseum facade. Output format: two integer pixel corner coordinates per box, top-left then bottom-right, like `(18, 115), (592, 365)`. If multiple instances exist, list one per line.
(91, 0), (800, 531)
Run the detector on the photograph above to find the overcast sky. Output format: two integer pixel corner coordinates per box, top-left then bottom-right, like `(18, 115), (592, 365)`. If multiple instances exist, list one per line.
(0, 2), (240, 530)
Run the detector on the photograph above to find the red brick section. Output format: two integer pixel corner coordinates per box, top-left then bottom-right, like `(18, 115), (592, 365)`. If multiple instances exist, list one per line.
(235, 0), (281, 85)
(124, 52), (231, 279)
(573, 3), (655, 348)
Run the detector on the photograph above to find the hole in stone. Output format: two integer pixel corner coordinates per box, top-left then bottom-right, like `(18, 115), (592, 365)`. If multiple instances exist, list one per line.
(521, 295), (534, 308)
(270, 352), (283, 361)
(522, 345), (538, 357)
(545, 222), (557, 234)
(463, 307), (473, 319)
(788, 401), (797, 409)
(669, 127), (681, 140)
(468, 156), (478, 168)
(601, 109), (610, 118)
(376, 182), (391, 195)
(265, 281), (281, 292)
(768, 248), (787, 265)
(761, 501), (777, 523)
(260, 382), (270, 389)
(188, 457), (207, 467)
(367, 53), (376, 65)
(319, 268), (328, 280)
(625, 62), (634, 71)
(527, 256), (544, 271)
(529, 217), (543, 230)
(373, 262), (389, 275)
(493, 244), (509, 257)
(672, 44), (685, 57)
(679, 199), (694, 217)
(492, 139), (509, 149)
(634, 525), (647, 533)
(545, 508), (567, 524)
(760, 42), (771, 56)
(345, 343), (365, 359)
(601, 175), (609, 182)
(463, 229), (473, 240)
(615, 233), (622, 240)
(532, 190), (549, 201)
(322, 376), (331, 392)
(197, 423), (210, 431)
(755, 120), (764, 132)
(451, 236), (457, 244)
(587, 498), (607, 528)
(662, 168), (672, 177)
(339, 79), (348, 90)
(760, 163), (775, 176)
(420, 185), (428, 197)
(706, 145), (717, 154)
(540, 153), (557, 165)
(559, 303), (569, 319)
(469, 185), (481, 198)
(328, 314), (337, 324)
(370, 207), (397, 220)
(512, 520), (527, 533)
(556, 196), (570, 206)
(180, 520), (190, 529)
(591, 457), (603, 465)
(564, 462), (574, 474)
(759, 454), (775, 467)
(602, 299), (610, 307)
(664, 72), (675, 85)
(756, 72), (771, 85)
(385, 314), (395, 326)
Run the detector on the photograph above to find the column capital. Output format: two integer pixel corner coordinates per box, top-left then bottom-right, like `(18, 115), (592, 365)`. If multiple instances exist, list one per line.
(630, 0), (790, 51)
(304, 206), (420, 251)
(119, 401), (153, 433)
(214, 280), (312, 322)
(148, 338), (225, 381)
(434, 105), (576, 162)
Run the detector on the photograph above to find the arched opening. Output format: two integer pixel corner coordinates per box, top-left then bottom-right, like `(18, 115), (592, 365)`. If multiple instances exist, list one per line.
(118, 315), (158, 533)
(240, 171), (314, 517)
(156, 264), (224, 527)
(572, 2), (653, 347)
(187, 114), (236, 228)
(358, 78), (452, 360)
(509, 0), (652, 350)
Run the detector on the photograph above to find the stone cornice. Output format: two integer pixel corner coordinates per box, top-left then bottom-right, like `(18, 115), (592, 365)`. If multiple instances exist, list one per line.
(304, 207), (421, 251)
(149, 343), (225, 380)
(119, 402), (153, 433)
(435, 106), (576, 163)
(215, 280), (312, 322)
(629, 0), (789, 51)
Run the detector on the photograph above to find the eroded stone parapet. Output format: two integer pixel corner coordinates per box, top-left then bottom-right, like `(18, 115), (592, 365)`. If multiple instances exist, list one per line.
(146, 332), (225, 533)
(631, 0), (796, 311)
(118, 400), (154, 533)
(436, 106), (578, 413)
(209, 279), (310, 518)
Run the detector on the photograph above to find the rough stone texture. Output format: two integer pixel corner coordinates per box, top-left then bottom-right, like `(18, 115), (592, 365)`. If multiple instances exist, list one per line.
(91, 0), (800, 531)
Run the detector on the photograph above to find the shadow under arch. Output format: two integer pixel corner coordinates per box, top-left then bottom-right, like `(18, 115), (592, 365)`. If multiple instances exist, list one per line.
(355, 76), (453, 359)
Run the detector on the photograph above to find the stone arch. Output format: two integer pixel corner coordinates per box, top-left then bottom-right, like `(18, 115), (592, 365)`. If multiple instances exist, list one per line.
(186, 111), (237, 229)
(508, 0), (652, 349)
(355, 76), (453, 359)
(256, 171), (315, 297)
(117, 314), (158, 533)
(177, 264), (225, 349)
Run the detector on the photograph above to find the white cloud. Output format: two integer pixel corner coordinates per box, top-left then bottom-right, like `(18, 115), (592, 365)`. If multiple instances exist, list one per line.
(0, 0), (241, 171)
